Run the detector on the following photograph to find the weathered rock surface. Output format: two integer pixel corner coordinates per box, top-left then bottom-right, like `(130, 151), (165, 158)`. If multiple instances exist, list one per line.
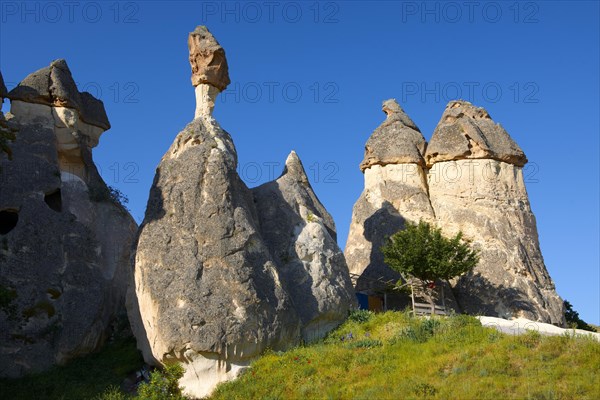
(252, 151), (356, 342)
(425, 100), (526, 167)
(426, 102), (564, 325)
(7, 59), (110, 130)
(346, 99), (562, 325)
(129, 27), (355, 398)
(194, 83), (220, 119)
(7, 59), (79, 109)
(188, 26), (230, 91)
(360, 99), (426, 170)
(129, 115), (301, 399)
(0, 63), (136, 378)
(346, 100), (436, 293)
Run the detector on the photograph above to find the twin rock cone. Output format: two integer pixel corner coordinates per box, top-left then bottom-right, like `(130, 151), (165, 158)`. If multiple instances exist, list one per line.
(345, 99), (564, 325)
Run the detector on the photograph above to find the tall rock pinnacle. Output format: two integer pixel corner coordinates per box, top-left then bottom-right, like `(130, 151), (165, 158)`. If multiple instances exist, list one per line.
(129, 26), (355, 398)
(252, 151), (356, 342)
(188, 26), (230, 118)
(0, 62), (136, 377)
(345, 100), (445, 301)
(133, 27), (288, 398)
(425, 101), (564, 324)
(346, 99), (561, 323)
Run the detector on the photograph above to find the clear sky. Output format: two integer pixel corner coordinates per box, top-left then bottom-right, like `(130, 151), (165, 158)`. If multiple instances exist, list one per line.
(1, 1), (598, 324)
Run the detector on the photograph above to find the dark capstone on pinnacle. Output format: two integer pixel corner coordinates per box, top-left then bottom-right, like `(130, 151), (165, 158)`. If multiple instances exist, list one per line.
(7, 59), (110, 130)
(360, 99), (427, 171)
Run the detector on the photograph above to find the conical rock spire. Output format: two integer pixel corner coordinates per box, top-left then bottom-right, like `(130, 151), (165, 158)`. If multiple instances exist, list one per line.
(360, 99), (427, 171)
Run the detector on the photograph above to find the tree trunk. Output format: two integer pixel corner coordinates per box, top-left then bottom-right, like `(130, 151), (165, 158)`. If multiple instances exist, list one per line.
(429, 289), (435, 317)
(411, 281), (416, 315)
(425, 282), (435, 317)
(441, 282), (446, 312)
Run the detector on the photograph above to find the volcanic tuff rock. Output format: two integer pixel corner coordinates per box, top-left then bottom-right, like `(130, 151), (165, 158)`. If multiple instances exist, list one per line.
(7, 59), (110, 178)
(129, 26), (355, 398)
(188, 25), (230, 91)
(425, 101), (564, 325)
(345, 99), (436, 292)
(7, 59), (110, 130)
(128, 114), (301, 398)
(189, 26), (230, 119)
(425, 100), (526, 167)
(0, 61), (137, 377)
(252, 151), (356, 342)
(346, 99), (564, 325)
(360, 99), (427, 170)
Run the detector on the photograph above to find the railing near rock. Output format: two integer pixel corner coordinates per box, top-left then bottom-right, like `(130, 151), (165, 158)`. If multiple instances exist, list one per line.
(412, 302), (448, 316)
(350, 272), (449, 316)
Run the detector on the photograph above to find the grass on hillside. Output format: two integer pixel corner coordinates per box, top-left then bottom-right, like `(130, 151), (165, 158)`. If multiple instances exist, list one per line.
(0, 337), (143, 400)
(1, 312), (598, 400)
(210, 311), (600, 400)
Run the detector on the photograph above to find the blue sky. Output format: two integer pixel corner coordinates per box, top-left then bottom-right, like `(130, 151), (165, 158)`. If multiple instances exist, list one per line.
(1, 1), (598, 324)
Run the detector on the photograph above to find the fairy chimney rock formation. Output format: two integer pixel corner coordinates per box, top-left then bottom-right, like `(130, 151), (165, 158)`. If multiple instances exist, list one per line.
(360, 99), (426, 170)
(188, 26), (230, 118)
(347, 98), (564, 325)
(345, 100), (438, 296)
(425, 100), (564, 325)
(7, 59), (110, 132)
(129, 26), (354, 398)
(0, 62), (136, 377)
(425, 100), (527, 167)
(252, 151), (356, 342)
(7, 59), (110, 180)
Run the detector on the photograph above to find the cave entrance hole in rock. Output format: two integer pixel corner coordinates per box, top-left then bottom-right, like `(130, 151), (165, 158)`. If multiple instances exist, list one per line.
(0, 210), (19, 234)
(44, 189), (62, 212)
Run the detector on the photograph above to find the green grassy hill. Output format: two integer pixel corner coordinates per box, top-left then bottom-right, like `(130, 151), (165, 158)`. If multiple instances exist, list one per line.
(0, 337), (143, 400)
(211, 311), (600, 400)
(1, 311), (598, 399)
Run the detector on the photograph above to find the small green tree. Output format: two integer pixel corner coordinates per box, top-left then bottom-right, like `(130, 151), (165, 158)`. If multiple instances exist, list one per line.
(137, 363), (186, 400)
(564, 300), (596, 332)
(382, 221), (479, 312)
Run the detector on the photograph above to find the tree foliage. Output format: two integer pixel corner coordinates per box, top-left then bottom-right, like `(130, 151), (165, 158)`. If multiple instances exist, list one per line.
(137, 363), (186, 400)
(381, 220), (479, 283)
(564, 300), (596, 332)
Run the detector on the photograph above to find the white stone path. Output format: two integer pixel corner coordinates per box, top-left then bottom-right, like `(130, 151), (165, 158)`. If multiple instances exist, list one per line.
(477, 316), (600, 341)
